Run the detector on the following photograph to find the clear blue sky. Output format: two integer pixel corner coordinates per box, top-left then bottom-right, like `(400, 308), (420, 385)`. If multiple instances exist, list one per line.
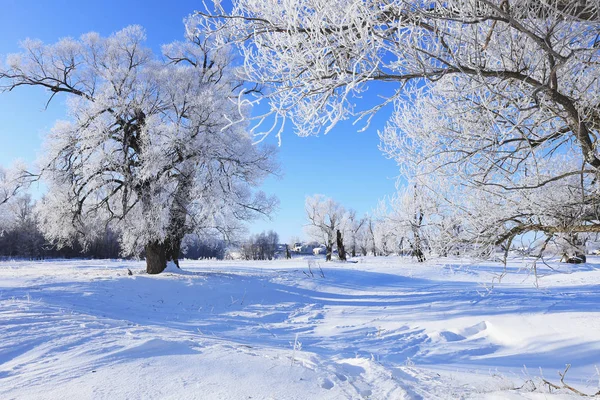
(0, 0), (401, 243)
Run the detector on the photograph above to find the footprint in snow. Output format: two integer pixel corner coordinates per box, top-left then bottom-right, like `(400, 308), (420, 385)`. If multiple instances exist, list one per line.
(335, 373), (348, 382)
(319, 377), (334, 390)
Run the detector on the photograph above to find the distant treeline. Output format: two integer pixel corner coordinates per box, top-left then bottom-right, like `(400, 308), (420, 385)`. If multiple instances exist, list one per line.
(0, 194), (228, 261)
(239, 230), (279, 260)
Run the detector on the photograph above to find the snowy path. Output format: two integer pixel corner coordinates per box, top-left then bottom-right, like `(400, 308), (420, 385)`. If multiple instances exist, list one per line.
(1, 257), (599, 399)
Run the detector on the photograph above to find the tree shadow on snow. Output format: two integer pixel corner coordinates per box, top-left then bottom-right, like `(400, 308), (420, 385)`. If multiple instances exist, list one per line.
(1, 262), (599, 377)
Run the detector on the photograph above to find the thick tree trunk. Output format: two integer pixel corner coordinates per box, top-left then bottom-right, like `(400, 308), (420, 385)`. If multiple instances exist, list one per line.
(137, 176), (169, 274)
(146, 241), (167, 274)
(337, 229), (347, 261)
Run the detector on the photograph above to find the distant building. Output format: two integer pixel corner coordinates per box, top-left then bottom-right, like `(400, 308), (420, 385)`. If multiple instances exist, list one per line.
(313, 245), (326, 255)
(292, 242), (320, 255)
(292, 242), (303, 252)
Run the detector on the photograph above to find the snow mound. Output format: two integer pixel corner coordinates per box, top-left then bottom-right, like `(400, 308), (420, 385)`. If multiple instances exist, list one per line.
(438, 331), (466, 342)
(163, 261), (182, 274)
(461, 321), (489, 337)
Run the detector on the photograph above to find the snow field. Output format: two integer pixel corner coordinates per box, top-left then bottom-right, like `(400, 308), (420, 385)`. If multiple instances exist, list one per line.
(1, 256), (600, 399)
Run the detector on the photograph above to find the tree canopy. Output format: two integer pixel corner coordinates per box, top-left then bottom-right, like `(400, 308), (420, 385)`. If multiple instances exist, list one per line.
(196, 0), (600, 258)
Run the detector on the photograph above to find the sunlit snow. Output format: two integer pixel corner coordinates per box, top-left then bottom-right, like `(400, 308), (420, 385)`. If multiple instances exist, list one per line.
(1, 256), (599, 399)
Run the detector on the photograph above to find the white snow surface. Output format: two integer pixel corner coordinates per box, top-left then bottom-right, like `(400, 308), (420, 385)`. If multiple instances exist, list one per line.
(1, 256), (600, 399)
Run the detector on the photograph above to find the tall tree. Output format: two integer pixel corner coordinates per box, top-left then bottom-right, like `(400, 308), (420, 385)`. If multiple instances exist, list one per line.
(345, 209), (365, 258)
(382, 186), (432, 261)
(1, 26), (278, 273)
(305, 194), (345, 261)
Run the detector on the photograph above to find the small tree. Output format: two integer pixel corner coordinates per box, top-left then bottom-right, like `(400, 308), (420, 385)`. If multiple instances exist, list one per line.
(0, 193), (44, 258)
(355, 217), (371, 257)
(383, 186), (431, 262)
(345, 210), (365, 258)
(305, 195), (345, 261)
(367, 216), (377, 256)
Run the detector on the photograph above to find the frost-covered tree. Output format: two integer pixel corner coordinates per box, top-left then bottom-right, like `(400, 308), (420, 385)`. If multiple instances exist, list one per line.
(0, 194), (46, 258)
(354, 216), (373, 256)
(381, 76), (600, 259)
(366, 216), (378, 256)
(305, 194), (345, 261)
(344, 209), (365, 257)
(196, 0), (600, 259)
(0, 164), (31, 237)
(196, 0), (600, 146)
(0, 26), (278, 273)
(384, 186), (431, 261)
(0, 164), (27, 207)
(240, 230), (279, 260)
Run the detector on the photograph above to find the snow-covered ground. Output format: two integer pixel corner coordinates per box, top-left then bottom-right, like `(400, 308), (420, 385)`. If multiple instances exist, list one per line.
(1, 256), (599, 399)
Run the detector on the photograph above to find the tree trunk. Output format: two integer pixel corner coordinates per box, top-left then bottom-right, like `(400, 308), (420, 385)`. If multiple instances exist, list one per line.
(413, 246), (426, 262)
(412, 237), (426, 262)
(285, 244), (291, 259)
(146, 241), (167, 274)
(368, 221), (376, 256)
(325, 244), (332, 261)
(137, 177), (169, 274)
(412, 226), (426, 262)
(337, 229), (347, 261)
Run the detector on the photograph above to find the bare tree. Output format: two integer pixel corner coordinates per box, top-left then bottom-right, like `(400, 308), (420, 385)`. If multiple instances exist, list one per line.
(305, 195), (345, 261)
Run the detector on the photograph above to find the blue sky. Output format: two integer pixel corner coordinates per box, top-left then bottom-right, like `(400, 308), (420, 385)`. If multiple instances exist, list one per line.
(0, 0), (401, 242)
